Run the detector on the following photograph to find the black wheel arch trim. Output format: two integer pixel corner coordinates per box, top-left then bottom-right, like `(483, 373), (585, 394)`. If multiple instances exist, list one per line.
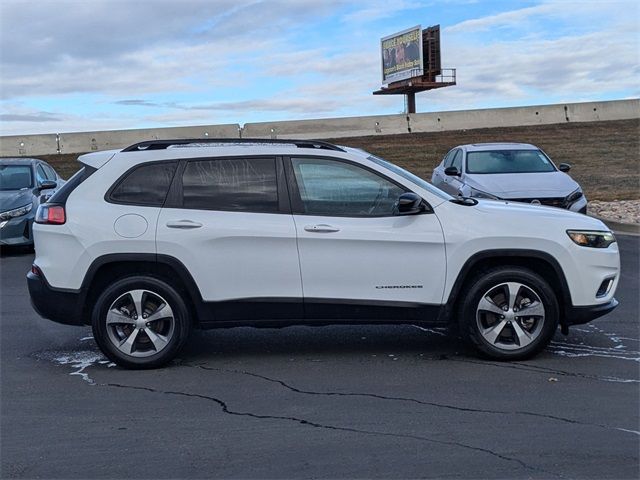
(29, 253), (205, 326)
(443, 249), (574, 326)
(46, 253), (205, 325)
(84, 253), (205, 314)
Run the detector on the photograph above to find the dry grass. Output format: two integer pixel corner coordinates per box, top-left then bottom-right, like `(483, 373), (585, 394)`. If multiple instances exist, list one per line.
(329, 119), (640, 201)
(27, 118), (640, 201)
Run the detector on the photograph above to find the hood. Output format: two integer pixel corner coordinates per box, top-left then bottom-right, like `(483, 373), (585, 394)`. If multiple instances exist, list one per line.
(0, 189), (34, 212)
(465, 172), (579, 198)
(473, 198), (603, 227)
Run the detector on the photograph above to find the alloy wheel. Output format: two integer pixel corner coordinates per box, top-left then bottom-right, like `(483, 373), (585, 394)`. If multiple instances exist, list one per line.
(105, 289), (175, 358)
(476, 281), (545, 351)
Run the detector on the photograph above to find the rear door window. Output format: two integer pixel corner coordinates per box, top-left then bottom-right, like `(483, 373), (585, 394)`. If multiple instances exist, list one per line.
(181, 157), (279, 213)
(109, 162), (177, 206)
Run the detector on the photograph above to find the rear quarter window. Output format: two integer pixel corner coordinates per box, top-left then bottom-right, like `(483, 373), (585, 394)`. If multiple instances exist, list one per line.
(108, 162), (177, 206)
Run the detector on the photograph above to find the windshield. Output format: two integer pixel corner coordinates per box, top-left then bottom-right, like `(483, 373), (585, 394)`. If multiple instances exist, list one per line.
(0, 165), (33, 191)
(365, 154), (452, 201)
(466, 149), (556, 174)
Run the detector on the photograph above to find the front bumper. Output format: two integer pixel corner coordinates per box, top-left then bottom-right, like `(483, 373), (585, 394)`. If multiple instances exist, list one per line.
(27, 270), (86, 326)
(0, 214), (34, 246)
(504, 195), (588, 214)
(568, 196), (588, 214)
(564, 298), (619, 325)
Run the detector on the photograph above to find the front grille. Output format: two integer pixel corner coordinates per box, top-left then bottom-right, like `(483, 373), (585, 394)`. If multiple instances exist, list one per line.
(509, 197), (568, 208)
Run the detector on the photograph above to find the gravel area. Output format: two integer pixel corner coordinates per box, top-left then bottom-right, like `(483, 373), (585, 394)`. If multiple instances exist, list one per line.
(588, 200), (640, 224)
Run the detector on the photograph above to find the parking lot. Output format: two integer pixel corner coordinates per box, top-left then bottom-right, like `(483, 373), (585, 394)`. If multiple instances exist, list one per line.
(1, 235), (638, 479)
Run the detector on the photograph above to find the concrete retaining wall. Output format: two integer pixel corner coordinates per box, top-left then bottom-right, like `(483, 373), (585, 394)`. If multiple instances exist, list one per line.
(1, 99), (637, 157)
(408, 99), (639, 133)
(0, 134), (59, 157)
(59, 124), (240, 155)
(242, 114), (410, 139)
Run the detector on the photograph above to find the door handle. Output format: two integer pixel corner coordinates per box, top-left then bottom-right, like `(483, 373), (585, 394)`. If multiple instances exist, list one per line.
(304, 224), (340, 233)
(166, 220), (203, 229)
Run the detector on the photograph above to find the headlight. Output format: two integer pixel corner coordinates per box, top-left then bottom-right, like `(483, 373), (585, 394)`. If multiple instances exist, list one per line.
(567, 230), (616, 248)
(466, 186), (501, 200)
(566, 188), (583, 203)
(0, 203), (33, 222)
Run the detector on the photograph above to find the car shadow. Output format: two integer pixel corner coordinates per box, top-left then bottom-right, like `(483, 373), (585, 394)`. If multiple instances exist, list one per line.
(180, 324), (471, 362)
(0, 245), (34, 258)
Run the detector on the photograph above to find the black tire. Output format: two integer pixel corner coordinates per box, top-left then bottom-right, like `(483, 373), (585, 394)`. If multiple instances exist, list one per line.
(459, 266), (559, 361)
(91, 276), (192, 369)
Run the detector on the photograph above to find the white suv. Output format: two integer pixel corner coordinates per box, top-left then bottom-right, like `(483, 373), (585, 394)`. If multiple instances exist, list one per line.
(27, 139), (620, 369)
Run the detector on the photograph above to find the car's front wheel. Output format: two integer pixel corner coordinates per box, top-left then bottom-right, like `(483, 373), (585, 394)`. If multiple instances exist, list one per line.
(460, 267), (559, 360)
(92, 276), (192, 369)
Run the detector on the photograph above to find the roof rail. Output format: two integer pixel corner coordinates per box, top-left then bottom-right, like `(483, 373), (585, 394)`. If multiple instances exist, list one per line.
(121, 138), (345, 152)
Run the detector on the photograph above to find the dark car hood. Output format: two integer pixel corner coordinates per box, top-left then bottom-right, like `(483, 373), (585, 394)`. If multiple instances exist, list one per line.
(0, 189), (34, 212)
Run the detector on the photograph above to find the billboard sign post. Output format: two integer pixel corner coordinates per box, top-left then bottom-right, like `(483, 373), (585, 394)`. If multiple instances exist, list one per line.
(380, 25), (423, 85)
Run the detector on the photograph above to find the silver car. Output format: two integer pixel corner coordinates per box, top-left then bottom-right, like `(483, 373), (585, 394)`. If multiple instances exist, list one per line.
(431, 143), (587, 213)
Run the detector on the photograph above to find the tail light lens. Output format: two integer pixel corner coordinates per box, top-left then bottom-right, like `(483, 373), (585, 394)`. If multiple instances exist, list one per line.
(35, 204), (66, 225)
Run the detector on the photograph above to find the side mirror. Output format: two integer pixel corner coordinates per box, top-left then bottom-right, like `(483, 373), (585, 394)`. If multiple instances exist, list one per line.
(397, 192), (426, 215)
(558, 163), (571, 172)
(444, 166), (460, 177)
(38, 180), (57, 191)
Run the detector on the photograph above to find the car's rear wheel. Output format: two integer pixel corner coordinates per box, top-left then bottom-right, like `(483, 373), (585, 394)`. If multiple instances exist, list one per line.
(460, 267), (558, 360)
(92, 276), (191, 369)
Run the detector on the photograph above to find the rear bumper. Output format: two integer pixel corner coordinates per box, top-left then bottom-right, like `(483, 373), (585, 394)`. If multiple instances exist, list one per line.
(564, 298), (619, 325)
(27, 270), (86, 326)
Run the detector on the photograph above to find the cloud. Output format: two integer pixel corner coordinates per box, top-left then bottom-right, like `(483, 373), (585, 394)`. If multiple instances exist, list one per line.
(0, 112), (61, 123)
(341, 0), (428, 24)
(445, 0), (638, 34)
(445, 3), (557, 33)
(0, 0), (637, 136)
(428, 15), (640, 109)
(263, 49), (375, 77)
(114, 100), (158, 107)
(113, 99), (173, 108)
(0, 0), (345, 99)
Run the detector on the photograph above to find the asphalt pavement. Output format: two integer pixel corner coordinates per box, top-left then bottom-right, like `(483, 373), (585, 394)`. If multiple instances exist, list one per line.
(1, 236), (638, 479)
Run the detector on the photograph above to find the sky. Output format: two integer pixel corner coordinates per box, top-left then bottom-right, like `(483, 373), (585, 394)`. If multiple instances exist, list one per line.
(0, 0), (638, 136)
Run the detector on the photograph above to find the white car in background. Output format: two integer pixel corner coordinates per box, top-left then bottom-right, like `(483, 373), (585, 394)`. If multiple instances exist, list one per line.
(431, 143), (587, 213)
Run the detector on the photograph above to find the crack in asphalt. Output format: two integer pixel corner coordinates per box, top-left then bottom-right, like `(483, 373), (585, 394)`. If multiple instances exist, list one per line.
(104, 381), (558, 478)
(447, 356), (639, 384)
(192, 365), (639, 436)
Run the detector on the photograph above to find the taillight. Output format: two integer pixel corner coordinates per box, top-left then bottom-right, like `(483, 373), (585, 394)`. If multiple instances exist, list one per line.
(31, 264), (42, 276)
(35, 204), (66, 225)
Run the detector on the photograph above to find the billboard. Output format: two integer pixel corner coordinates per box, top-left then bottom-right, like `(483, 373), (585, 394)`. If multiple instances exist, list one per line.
(422, 25), (441, 79)
(381, 25), (423, 85)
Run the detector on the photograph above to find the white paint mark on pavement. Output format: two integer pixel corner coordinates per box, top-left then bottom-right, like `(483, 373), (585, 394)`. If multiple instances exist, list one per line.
(53, 351), (104, 384)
